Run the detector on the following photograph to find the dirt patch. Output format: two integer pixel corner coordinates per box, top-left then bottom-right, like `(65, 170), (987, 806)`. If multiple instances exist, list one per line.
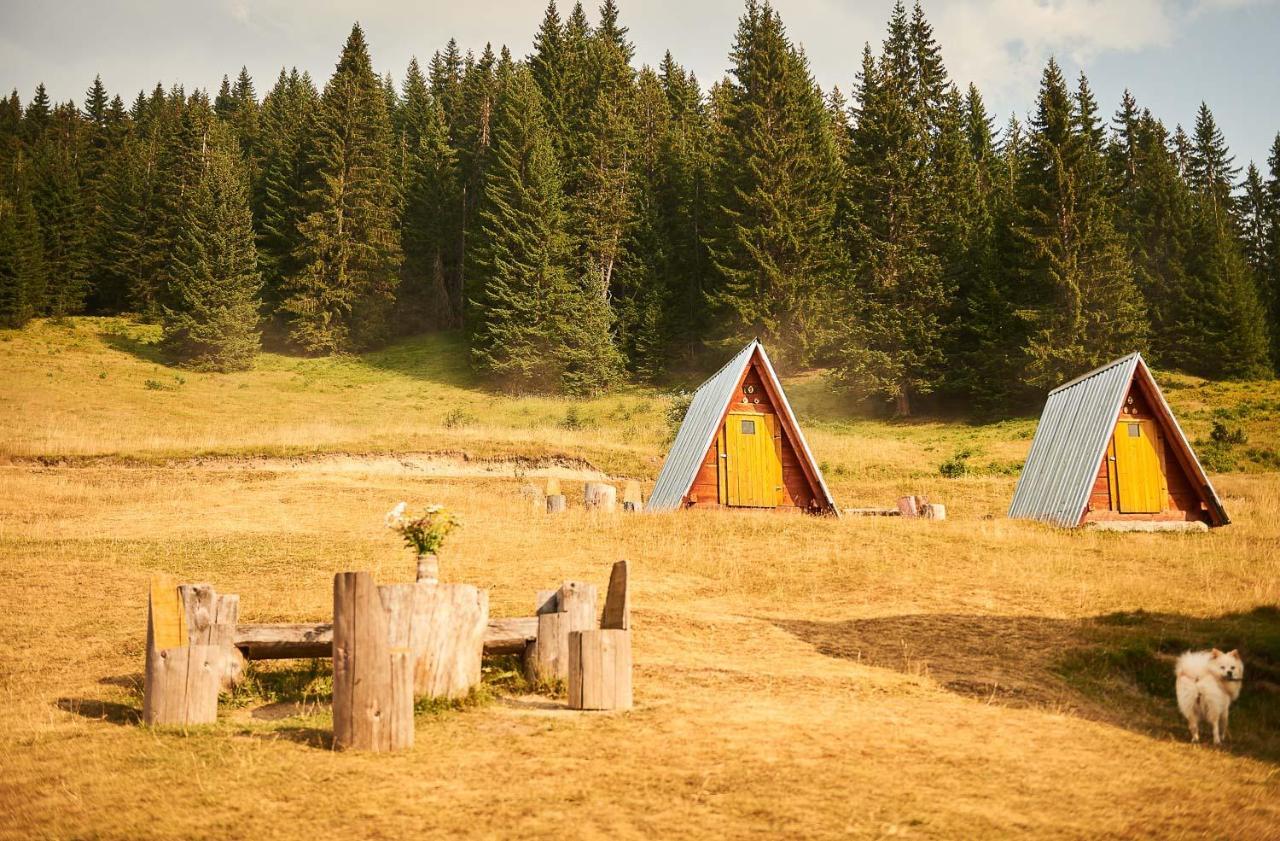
(7, 451), (613, 481)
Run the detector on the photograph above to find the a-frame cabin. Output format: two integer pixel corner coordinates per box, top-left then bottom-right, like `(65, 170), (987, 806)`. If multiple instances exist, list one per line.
(647, 340), (838, 515)
(1009, 353), (1228, 528)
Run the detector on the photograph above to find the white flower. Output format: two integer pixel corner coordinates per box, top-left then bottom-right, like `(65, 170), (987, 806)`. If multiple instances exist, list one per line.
(385, 501), (407, 529)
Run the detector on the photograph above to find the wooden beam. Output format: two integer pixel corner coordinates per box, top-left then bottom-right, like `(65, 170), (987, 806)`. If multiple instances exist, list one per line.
(235, 617), (538, 660)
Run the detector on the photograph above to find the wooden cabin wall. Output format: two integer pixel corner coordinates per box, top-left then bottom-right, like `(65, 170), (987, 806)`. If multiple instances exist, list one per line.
(1082, 382), (1210, 524)
(685, 367), (823, 510)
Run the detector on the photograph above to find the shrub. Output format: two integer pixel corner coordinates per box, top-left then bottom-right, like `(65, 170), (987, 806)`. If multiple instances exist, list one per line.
(443, 407), (476, 429)
(1210, 420), (1247, 445)
(939, 448), (973, 478)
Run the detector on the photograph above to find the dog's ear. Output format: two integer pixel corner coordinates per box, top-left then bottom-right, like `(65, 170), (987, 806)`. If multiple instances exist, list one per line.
(1227, 649), (1239, 658)
(1211, 648), (1223, 657)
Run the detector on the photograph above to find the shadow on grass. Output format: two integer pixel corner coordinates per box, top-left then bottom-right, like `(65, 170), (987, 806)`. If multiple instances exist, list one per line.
(357, 330), (481, 388)
(243, 725), (334, 749)
(56, 697), (141, 725)
(774, 606), (1280, 764)
(99, 327), (168, 365)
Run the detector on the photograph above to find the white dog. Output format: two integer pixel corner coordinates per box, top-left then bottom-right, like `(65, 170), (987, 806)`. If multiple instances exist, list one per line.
(1175, 648), (1244, 745)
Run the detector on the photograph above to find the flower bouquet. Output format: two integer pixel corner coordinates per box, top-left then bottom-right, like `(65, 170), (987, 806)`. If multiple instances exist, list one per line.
(385, 502), (458, 584)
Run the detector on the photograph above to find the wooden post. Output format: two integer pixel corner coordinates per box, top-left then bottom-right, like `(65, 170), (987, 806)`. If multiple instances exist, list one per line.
(179, 583), (243, 690)
(584, 482), (617, 512)
(546, 494), (566, 514)
(378, 584), (418, 751)
(600, 560), (629, 631)
(622, 481), (642, 512)
(143, 576), (223, 727)
(332, 571), (396, 752)
(568, 629), (632, 711)
(408, 583), (489, 699)
(524, 580), (597, 685)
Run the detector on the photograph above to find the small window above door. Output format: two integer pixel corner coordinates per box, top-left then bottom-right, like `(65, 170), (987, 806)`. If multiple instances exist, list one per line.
(1127, 422), (1141, 437)
(740, 419), (756, 435)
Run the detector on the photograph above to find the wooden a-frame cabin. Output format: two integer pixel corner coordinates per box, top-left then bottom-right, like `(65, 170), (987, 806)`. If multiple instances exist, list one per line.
(646, 340), (838, 515)
(1009, 353), (1229, 528)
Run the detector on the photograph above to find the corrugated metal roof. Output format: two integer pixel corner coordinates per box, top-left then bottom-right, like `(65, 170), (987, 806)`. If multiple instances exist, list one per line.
(647, 341), (757, 511)
(1008, 352), (1229, 527)
(1009, 354), (1140, 526)
(646, 340), (837, 514)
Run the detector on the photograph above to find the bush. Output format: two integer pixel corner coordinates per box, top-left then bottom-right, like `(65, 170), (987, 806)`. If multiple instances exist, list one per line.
(443, 407), (476, 429)
(1210, 420), (1247, 445)
(558, 407), (591, 430)
(939, 448), (973, 478)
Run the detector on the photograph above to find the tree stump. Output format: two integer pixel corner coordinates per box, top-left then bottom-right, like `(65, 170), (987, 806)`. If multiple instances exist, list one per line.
(179, 583), (242, 690)
(143, 576), (225, 727)
(546, 494), (566, 514)
(525, 581), (597, 684)
(923, 503), (947, 520)
(584, 482), (617, 512)
(568, 629), (632, 711)
(407, 582), (488, 699)
(333, 571), (398, 752)
(378, 584), (419, 751)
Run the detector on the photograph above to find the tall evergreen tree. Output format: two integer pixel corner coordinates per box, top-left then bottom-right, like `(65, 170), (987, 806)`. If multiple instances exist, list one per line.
(0, 152), (46, 327)
(1181, 103), (1271, 377)
(1012, 60), (1146, 389)
(837, 38), (943, 415)
(283, 25), (402, 353)
(1265, 134), (1280, 369)
(399, 57), (461, 331)
(160, 119), (261, 370)
(256, 68), (318, 312)
(655, 53), (713, 361)
(705, 1), (842, 363)
(31, 102), (90, 317)
(468, 63), (619, 393)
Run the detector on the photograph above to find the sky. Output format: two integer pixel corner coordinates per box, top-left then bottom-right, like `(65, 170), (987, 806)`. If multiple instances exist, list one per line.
(2, 0), (1278, 171)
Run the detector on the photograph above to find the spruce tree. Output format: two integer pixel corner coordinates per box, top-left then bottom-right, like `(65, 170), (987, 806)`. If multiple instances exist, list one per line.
(160, 120), (261, 370)
(283, 24), (402, 353)
(1240, 163), (1268, 279)
(455, 45), (499, 324)
(1013, 60), (1146, 389)
(31, 102), (90, 317)
(1181, 103), (1271, 377)
(1265, 134), (1280, 369)
(1111, 110), (1197, 370)
(468, 64), (620, 393)
(256, 68), (318, 312)
(0, 152), (46, 327)
(655, 53), (713, 361)
(399, 57), (461, 331)
(705, 1), (842, 363)
(837, 40), (943, 415)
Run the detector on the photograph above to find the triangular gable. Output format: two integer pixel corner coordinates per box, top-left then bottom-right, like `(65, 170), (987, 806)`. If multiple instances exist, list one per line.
(647, 340), (838, 514)
(1009, 353), (1228, 527)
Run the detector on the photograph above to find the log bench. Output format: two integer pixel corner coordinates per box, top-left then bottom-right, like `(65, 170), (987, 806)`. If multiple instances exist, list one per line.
(234, 616), (539, 660)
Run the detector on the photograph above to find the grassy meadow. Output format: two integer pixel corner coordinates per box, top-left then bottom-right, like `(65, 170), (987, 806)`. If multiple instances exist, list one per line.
(2, 317), (1279, 840)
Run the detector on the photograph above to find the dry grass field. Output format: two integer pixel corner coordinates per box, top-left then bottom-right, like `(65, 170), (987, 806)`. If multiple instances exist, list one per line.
(2, 318), (1279, 840)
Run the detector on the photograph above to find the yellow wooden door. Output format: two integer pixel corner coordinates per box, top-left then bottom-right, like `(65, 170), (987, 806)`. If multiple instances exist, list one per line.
(1112, 420), (1165, 513)
(724, 413), (781, 508)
